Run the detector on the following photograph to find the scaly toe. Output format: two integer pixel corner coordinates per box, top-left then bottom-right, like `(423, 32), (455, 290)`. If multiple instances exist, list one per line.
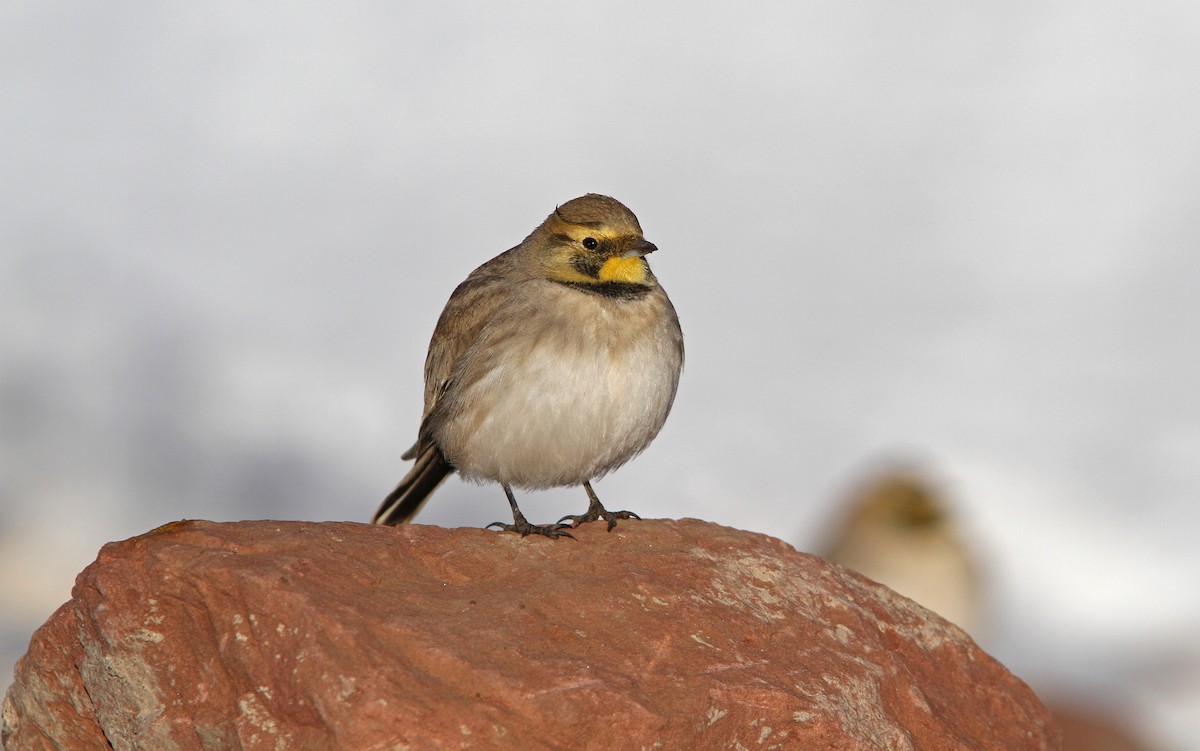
(487, 520), (576, 540)
(601, 509), (640, 531)
(558, 509), (641, 531)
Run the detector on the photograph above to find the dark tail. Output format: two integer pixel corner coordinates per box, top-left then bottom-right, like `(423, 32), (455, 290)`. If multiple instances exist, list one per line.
(373, 443), (455, 525)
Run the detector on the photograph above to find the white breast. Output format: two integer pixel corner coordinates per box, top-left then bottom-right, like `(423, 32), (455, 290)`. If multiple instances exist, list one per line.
(434, 290), (681, 489)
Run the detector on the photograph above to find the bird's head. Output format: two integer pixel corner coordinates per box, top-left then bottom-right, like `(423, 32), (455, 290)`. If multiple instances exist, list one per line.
(530, 194), (659, 295)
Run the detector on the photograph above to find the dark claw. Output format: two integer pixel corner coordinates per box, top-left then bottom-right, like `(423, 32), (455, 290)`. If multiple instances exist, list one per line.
(491, 484), (576, 539)
(487, 520), (576, 540)
(561, 481), (643, 531)
(558, 509), (641, 531)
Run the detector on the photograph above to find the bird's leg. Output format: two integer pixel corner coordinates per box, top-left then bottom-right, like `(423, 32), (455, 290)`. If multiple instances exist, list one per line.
(487, 484), (575, 539)
(557, 481), (641, 531)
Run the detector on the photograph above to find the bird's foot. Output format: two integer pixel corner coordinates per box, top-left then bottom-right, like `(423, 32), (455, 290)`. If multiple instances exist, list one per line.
(489, 485), (576, 539)
(557, 508), (640, 532)
(558, 489), (640, 532)
(487, 518), (576, 540)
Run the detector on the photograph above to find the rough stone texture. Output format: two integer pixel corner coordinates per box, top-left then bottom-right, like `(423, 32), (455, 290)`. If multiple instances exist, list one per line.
(3, 518), (1059, 750)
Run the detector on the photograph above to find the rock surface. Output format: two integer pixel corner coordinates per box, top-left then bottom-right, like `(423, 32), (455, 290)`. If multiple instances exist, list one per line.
(3, 518), (1059, 750)
(1051, 703), (1156, 751)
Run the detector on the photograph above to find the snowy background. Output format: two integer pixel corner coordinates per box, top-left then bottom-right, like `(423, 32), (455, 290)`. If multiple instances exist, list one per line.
(3, 1), (1198, 746)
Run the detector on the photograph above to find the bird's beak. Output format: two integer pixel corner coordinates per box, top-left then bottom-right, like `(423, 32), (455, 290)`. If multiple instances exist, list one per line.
(622, 239), (658, 258)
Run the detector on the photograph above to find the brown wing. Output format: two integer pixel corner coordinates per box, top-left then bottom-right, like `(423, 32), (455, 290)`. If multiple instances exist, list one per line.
(405, 249), (520, 458)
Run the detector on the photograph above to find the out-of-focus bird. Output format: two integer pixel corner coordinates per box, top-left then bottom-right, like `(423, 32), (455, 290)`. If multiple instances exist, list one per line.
(821, 468), (983, 635)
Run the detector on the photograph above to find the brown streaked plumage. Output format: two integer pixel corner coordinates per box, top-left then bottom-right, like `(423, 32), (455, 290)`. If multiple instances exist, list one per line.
(374, 194), (683, 538)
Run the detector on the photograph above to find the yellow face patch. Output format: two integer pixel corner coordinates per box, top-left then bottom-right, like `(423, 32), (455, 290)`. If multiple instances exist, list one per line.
(598, 256), (647, 284)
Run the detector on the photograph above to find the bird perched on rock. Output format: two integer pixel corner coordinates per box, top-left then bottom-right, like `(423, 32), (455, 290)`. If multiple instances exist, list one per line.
(374, 194), (684, 538)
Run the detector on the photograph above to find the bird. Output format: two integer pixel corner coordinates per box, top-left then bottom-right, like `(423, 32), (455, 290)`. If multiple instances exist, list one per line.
(821, 467), (983, 635)
(373, 194), (683, 539)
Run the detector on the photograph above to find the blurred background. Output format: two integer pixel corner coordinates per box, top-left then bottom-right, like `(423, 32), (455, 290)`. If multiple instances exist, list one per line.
(2, 1), (1197, 747)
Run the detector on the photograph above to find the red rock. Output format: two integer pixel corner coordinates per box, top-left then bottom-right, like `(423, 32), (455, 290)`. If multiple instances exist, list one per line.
(2, 518), (1059, 750)
(1051, 702), (1156, 751)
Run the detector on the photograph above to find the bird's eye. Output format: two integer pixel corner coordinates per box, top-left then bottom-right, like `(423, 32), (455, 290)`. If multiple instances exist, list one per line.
(582, 237), (598, 250)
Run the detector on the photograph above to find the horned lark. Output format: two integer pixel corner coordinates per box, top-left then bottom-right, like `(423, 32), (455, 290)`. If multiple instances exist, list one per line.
(374, 194), (683, 538)
(822, 468), (983, 635)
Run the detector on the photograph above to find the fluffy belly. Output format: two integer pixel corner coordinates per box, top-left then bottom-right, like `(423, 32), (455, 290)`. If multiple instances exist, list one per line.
(436, 335), (678, 489)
